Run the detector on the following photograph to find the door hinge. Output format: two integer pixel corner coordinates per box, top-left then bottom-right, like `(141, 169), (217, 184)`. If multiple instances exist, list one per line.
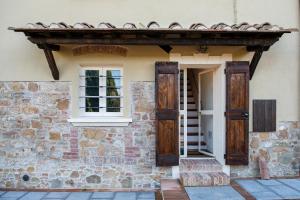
(224, 154), (227, 159)
(224, 69), (227, 74)
(224, 112), (226, 116)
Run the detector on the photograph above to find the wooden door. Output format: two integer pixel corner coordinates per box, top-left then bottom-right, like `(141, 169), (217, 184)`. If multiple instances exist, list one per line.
(225, 61), (249, 165)
(155, 61), (179, 166)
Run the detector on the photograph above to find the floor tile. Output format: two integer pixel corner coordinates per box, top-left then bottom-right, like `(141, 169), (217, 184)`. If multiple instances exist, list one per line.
(268, 185), (300, 199)
(91, 192), (114, 198)
(250, 191), (282, 200)
(235, 180), (268, 193)
(65, 192), (92, 200)
(1, 192), (27, 198)
(277, 179), (300, 192)
(0, 192), (6, 196)
(185, 186), (245, 200)
(43, 199), (65, 200)
(44, 192), (70, 198)
(257, 179), (282, 186)
(19, 192), (47, 200)
(137, 199), (154, 200)
(137, 192), (155, 199)
(114, 192), (136, 200)
(91, 198), (112, 200)
(0, 198), (19, 200)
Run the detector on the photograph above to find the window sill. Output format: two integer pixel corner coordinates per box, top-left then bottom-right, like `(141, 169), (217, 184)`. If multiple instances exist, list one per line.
(68, 117), (132, 127)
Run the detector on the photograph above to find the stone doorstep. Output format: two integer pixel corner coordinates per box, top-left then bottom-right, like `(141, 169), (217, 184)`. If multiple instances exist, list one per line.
(180, 159), (223, 173)
(180, 172), (230, 187)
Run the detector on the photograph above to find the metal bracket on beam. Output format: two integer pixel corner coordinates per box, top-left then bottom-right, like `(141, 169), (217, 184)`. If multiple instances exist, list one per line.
(39, 44), (60, 80)
(249, 47), (264, 80)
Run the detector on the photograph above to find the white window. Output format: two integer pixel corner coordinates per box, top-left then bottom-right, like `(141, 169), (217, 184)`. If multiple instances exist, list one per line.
(79, 67), (123, 117)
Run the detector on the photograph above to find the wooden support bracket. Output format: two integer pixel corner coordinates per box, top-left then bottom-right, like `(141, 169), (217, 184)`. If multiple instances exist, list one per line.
(249, 47), (264, 80)
(39, 44), (60, 80)
(159, 45), (172, 54)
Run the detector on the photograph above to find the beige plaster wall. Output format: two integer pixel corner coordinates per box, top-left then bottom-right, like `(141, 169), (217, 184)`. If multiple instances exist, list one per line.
(0, 0), (299, 123)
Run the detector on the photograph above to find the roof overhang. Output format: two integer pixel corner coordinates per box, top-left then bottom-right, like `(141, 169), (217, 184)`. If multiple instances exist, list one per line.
(9, 24), (291, 80)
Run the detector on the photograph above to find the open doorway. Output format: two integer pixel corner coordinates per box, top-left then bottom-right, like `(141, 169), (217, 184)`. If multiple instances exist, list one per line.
(180, 67), (216, 158)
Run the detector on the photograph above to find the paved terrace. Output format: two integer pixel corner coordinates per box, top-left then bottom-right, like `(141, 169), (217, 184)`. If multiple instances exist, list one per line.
(1, 178), (300, 200)
(0, 191), (155, 200)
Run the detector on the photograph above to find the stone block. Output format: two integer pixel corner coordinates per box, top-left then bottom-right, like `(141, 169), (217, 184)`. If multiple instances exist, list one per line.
(83, 128), (106, 140)
(250, 137), (259, 149)
(21, 129), (35, 139)
(31, 120), (42, 129)
(56, 99), (69, 110)
(49, 132), (61, 140)
(28, 82), (39, 92)
(86, 175), (101, 184)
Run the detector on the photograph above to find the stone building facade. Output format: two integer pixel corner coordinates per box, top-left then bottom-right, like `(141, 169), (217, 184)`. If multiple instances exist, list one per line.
(0, 81), (172, 189)
(1, 81), (299, 189)
(231, 122), (300, 178)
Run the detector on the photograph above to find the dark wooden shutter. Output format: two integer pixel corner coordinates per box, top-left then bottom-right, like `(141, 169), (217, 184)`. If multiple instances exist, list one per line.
(225, 61), (249, 165)
(253, 100), (276, 132)
(155, 61), (179, 166)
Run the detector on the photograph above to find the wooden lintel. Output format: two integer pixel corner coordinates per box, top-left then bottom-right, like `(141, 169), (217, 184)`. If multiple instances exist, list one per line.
(159, 45), (172, 54)
(249, 49), (264, 80)
(42, 46), (60, 80)
(37, 43), (60, 51)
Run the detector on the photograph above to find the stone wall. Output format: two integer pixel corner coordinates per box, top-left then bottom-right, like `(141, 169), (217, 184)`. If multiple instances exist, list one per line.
(231, 122), (300, 178)
(0, 81), (172, 189)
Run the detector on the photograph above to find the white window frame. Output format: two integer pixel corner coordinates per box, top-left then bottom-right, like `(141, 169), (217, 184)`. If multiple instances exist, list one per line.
(79, 66), (124, 117)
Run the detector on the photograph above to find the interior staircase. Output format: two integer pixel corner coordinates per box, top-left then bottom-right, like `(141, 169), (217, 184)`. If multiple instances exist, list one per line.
(180, 75), (206, 156)
(179, 159), (230, 186)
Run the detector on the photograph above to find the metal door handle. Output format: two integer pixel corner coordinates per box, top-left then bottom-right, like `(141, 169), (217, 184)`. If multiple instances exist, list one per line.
(242, 112), (249, 119)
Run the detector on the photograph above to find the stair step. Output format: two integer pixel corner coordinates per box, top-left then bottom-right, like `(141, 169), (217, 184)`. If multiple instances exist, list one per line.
(180, 97), (195, 103)
(181, 127), (198, 132)
(181, 91), (193, 96)
(180, 104), (196, 110)
(180, 118), (198, 125)
(187, 111), (198, 117)
(187, 132), (199, 136)
(187, 150), (204, 156)
(187, 116), (198, 119)
(186, 141), (206, 146)
(180, 132), (199, 136)
(180, 124), (198, 127)
(180, 95), (194, 98)
(180, 172), (230, 186)
(187, 109), (197, 112)
(180, 159), (223, 172)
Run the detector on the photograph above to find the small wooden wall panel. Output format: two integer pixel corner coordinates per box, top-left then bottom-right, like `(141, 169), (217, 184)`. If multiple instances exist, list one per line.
(253, 100), (276, 132)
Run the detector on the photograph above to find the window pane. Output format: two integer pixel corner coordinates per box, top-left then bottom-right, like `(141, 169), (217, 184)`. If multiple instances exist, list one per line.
(106, 70), (121, 87)
(106, 98), (120, 112)
(86, 87), (99, 96)
(85, 98), (99, 112)
(85, 70), (99, 86)
(107, 88), (121, 97)
(85, 70), (99, 96)
(107, 70), (121, 77)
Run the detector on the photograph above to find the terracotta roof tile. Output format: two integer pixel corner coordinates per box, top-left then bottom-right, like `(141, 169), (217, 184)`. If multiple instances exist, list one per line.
(22, 21), (285, 31)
